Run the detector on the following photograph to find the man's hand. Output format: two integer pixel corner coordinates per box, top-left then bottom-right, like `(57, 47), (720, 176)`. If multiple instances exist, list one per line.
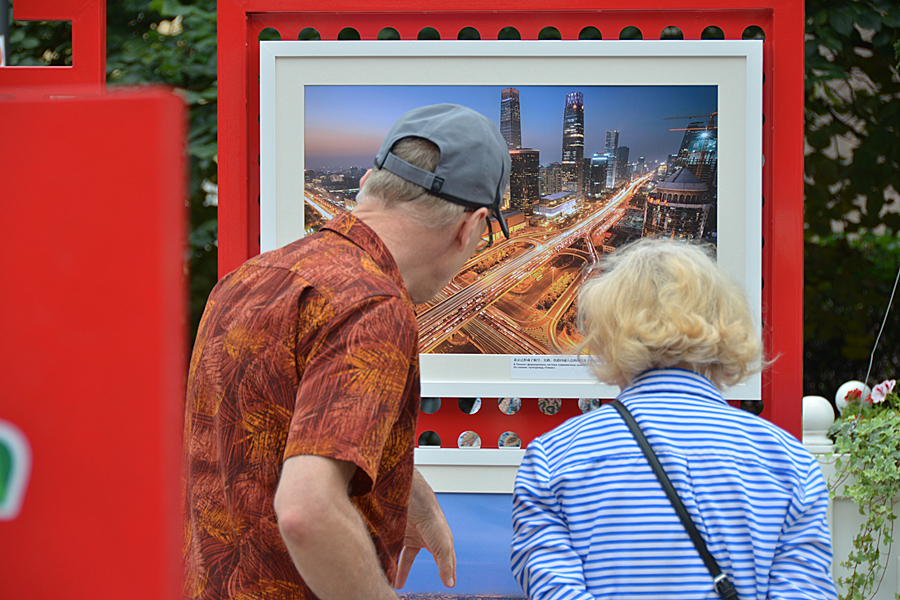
(394, 469), (456, 589)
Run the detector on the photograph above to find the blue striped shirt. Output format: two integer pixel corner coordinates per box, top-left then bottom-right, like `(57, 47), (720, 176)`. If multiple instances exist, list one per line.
(511, 369), (836, 600)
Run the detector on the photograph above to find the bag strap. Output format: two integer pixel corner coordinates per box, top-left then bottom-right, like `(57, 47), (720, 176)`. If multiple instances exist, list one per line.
(610, 400), (738, 600)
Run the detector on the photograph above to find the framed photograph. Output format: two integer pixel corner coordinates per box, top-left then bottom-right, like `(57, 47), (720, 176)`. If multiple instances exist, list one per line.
(259, 40), (763, 401)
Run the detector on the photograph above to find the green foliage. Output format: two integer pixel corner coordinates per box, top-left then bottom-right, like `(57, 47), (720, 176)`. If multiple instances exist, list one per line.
(7, 0), (218, 341)
(6, 7), (72, 66)
(804, 0), (900, 236)
(804, 231), (900, 396)
(803, 0), (900, 397)
(106, 0), (218, 339)
(829, 382), (900, 600)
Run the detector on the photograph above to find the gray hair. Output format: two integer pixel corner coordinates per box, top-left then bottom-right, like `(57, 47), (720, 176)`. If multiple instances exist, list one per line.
(359, 137), (465, 229)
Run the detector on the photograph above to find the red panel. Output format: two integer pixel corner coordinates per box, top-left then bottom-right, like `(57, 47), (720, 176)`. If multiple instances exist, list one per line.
(419, 398), (744, 449)
(0, 88), (186, 600)
(0, 0), (106, 89)
(219, 0), (805, 437)
(419, 398), (585, 449)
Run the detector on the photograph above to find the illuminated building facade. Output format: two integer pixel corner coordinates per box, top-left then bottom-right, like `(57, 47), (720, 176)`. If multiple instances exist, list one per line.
(561, 92), (584, 192)
(675, 120), (717, 191)
(604, 130), (619, 188)
(587, 153), (608, 197)
(509, 148), (540, 214)
(540, 163), (564, 196)
(536, 191), (578, 218)
(643, 167), (712, 241)
(500, 87), (522, 150)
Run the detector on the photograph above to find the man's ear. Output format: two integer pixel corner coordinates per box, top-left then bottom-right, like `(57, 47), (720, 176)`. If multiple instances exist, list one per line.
(456, 208), (488, 251)
(359, 169), (373, 189)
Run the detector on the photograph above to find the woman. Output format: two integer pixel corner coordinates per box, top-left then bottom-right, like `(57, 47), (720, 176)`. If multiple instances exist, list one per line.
(511, 238), (836, 600)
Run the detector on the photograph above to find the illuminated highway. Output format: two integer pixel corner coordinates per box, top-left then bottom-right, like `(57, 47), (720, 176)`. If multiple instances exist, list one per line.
(304, 174), (652, 354)
(417, 174), (653, 353)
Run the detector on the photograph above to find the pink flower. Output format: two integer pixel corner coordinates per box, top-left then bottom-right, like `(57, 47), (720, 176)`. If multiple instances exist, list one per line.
(871, 380), (896, 404)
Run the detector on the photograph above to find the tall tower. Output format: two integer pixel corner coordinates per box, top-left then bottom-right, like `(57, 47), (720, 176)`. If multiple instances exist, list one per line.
(500, 88), (522, 150)
(561, 92), (584, 192)
(604, 130), (619, 188)
(605, 130), (619, 154)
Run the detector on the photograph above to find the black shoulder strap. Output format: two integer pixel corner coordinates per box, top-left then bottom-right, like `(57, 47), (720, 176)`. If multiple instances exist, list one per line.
(611, 400), (738, 600)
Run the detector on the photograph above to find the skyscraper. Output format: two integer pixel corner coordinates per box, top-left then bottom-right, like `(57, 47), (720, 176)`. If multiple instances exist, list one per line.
(500, 88), (522, 150)
(509, 148), (541, 214)
(604, 130), (619, 188)
(588, 153), (609, 197)
(561, 92), (584, 192)
(605, 130), (619, 154)
(615, 146), (630, 186)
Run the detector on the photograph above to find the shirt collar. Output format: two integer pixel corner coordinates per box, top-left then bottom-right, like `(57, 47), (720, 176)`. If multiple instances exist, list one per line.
(618, 368), (727, 406)
(319, 212), (411, 302)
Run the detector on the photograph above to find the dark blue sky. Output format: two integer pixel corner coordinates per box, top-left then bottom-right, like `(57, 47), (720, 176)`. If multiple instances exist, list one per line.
(304, 84), (717, 170)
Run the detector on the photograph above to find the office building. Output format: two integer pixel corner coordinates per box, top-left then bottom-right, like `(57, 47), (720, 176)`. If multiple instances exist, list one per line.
(561, 92), (584, 192)
(509, 148), (541, 214)
(615, 146), (630, 186)
(500, 88), (522, 150)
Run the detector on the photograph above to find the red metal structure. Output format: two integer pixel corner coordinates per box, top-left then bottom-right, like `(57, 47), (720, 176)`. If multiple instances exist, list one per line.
(0, 0), (105, 89)
(219, 0), (805, 441)
(1, 2), (185, 598)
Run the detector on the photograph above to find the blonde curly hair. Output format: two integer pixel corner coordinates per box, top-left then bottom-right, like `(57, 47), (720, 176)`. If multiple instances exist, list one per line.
(577, 237), (765, 390)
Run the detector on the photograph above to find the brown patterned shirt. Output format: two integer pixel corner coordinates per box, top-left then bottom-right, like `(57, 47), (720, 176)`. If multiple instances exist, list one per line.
(183, 213), (421, 599)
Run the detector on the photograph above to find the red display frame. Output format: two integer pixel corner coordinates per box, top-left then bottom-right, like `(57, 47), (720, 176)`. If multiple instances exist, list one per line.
(0, 0), (105, 89)
(219, 0), (804, 439)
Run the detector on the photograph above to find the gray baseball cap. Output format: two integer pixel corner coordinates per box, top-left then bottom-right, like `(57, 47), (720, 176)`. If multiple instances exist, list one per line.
(374, 104), (512, 240)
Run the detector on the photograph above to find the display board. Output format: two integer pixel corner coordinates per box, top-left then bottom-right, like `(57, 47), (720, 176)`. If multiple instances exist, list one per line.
(0, 87), (186, 600)
(259, 39), (763, 402)
(220, 0), (805, 439)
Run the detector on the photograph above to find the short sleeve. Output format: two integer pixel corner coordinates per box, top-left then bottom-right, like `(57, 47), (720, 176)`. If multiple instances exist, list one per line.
(284, 295), (418, 495)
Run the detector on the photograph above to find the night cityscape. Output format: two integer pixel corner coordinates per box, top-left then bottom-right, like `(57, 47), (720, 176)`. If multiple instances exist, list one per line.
(304, 85), (718, 356)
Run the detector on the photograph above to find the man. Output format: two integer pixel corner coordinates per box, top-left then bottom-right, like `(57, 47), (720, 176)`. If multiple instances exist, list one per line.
(184, 104), (510, 600)
(511, 238), (837, 600)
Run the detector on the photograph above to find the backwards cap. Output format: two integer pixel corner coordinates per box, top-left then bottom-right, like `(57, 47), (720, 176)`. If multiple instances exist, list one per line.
(374, 104), (512, 239)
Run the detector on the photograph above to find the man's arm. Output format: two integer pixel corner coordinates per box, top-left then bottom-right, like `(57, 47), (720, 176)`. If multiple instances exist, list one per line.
(274, 454), (399, 600)
(395, 468), (456, 589)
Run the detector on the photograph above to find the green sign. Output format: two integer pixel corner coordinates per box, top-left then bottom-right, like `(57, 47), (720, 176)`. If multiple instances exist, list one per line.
(0, 420), (31, 520)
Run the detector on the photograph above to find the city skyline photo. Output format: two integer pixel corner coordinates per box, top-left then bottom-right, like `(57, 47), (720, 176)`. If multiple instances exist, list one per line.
(303, 83), (720, 358)
(304, 84), (717, 170)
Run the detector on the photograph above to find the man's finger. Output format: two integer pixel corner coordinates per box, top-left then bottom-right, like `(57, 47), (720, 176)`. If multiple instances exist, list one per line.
(394, 546), (421, 589)
(432, 536), (456, 588)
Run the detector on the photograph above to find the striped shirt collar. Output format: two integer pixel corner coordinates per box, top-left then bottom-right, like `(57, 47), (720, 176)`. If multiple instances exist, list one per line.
(617, 368), (727, 406)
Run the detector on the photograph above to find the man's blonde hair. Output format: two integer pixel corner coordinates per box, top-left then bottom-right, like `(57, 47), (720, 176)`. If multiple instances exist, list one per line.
(359, 137), (465, 228)
(577, 237), (764, 390)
